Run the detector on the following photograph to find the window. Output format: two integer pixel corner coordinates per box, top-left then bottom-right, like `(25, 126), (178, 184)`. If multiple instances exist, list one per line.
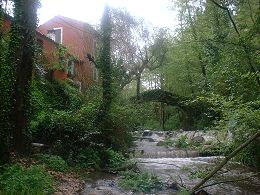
(47, 27), (62, 44)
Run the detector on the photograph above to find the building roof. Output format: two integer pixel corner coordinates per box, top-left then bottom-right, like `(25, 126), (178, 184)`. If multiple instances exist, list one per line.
(39, 15), (98, 37)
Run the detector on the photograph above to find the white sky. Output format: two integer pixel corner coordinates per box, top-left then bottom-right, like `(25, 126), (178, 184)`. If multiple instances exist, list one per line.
(38, 0), (177, 29)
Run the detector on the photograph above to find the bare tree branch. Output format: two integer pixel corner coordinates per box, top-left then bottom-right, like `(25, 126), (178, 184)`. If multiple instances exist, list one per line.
(192, 131), (260, 193)
(196, 172), (260, 191)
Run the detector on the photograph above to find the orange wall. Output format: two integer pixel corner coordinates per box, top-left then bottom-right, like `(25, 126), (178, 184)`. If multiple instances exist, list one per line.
(38, 16), (98, 90)
(1, 15), (68, 81)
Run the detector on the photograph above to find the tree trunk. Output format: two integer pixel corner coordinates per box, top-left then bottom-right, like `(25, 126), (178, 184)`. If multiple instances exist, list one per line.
(0, 5), (11, 163)
(136, 74), (141, 100)
(179, 110), (194, 131)
(12, 0), (39, 154)
(160, 102), (165, 130)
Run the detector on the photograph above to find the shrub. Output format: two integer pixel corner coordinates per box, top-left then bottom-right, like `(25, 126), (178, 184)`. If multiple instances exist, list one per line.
(102, 104), (135, 152)
(34, 154), (68, 172)
(175, 135), (189, 149)
(216, 100), (260, 167)
(118, 170), (164, 193)
(30, 102), (100, 160)
(105, 148), (127, 169)
(0, 164), (53, 194)
(71, 148), (101, 170)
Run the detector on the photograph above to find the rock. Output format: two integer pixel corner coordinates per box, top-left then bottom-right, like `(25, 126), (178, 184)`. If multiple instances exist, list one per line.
(148, 138), (155, 142)
(155, 132), (164, 137)
(194, 189), (210, 195)
(166, 131), (174, 137)
(140, 137), (155, 142)
(156, 141), (165, 146)
(168, 182), (180, 191)
(191, 136), (205, 143)
(142, 130), (153, 137)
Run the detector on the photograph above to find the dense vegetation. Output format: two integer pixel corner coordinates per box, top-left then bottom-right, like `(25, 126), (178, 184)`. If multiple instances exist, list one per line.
(0, 0), (259, 194)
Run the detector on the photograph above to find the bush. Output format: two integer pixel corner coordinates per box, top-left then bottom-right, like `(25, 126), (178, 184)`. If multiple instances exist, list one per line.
(175, 135), (189, 149)
(100, 104), (134, 152)
(34, 154), (68, 172)
(105, 148), (127, 169)
(118, 170), (164, 193)
(30, 102), (100, 160)
(71, 148), (101, 170)
(216, 100), (260, 167)
(0, 164), (53, 194)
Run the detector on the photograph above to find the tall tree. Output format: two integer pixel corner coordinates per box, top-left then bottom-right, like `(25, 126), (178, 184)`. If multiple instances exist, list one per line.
(128, 26), (168, 98)
(93, 5), (113, 124)
(0, 0), (39, 156)
(110, 9), (169, 97)
(0, 2), (11, 163)
(13, 0), (39, 154)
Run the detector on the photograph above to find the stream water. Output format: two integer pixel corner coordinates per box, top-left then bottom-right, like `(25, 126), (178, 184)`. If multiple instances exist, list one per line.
(82, 131), (260, 195)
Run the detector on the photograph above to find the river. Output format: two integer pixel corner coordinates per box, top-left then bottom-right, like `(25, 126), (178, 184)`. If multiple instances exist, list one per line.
(82, 131), (260, 195)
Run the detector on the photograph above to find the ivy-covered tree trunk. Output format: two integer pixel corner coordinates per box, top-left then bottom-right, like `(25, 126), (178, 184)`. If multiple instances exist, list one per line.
(11, 0), (39, 154)
(93, 5), (113, 148)
(95, 5), (112, 124)
(100, 5), (112, 112)
(136, 73), (141, 99)
(0, 5), (12, 163)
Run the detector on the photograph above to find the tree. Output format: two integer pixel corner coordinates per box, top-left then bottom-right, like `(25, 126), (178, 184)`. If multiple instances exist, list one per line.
(12, 0), (39, 154)
(110, 9), (169, 97)
(0, 0), (39, 160)
(0, 3), (11, 163)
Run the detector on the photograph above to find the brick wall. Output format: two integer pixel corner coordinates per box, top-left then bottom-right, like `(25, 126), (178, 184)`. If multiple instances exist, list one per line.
(38, 16), (98, 90)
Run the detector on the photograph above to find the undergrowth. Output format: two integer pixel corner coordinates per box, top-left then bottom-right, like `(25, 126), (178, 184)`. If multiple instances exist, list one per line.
(0, 164), (54, 194)
(118, 170), (164, 193)
(34, 154), (68, 172)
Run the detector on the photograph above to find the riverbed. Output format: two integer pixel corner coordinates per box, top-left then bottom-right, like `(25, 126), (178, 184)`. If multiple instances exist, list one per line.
(82, 131), (260, 195)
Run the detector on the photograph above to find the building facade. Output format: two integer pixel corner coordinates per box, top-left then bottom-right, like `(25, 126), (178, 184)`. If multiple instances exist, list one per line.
(38, 15), (99, 90)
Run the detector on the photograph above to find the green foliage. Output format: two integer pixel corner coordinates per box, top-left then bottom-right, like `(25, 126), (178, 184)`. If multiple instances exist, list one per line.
(176, 189), (191, 195)
(164, 111), (181, 130)
(199, 142), (230, 156)
(29, 78), (98, 152)
(0, 164), (53, 194)
(118, 170), (164, 193)
(105, 104), (134, 151)
(189, 167), (211, 179)
(163, 137), (175, 147)
(31, 105), (99, 159)
(164, 135), (205, 149)
(31, 79), (84, 113)
(175, 135), (189, 149)
(34, 154), (68, 172)
(71, 148), (101, 169)
(105, 148), (127, 169)
(216, 100), (260, 167)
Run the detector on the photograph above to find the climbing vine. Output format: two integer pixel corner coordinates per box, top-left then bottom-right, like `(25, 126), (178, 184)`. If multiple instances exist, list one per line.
(0, 0), (40, 161)
(0, 5), (14, 163)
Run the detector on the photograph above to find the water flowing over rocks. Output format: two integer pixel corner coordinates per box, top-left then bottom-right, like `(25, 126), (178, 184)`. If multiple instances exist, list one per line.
(82, 130), (260, 195)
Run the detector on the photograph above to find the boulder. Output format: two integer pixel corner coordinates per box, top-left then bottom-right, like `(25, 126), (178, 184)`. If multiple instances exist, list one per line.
(142, 130), (153, 137)
(156, 141), (165, 146)
(191, 136), (205, 143)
